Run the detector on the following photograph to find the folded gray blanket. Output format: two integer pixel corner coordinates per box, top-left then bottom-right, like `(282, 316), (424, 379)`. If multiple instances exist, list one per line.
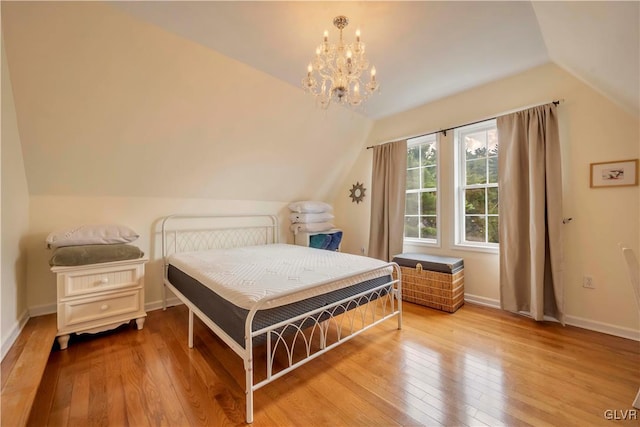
(49, 244), (144, 267)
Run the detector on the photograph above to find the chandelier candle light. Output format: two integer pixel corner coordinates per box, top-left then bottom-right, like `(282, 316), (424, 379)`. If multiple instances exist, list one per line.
(302, 15), (379, 109)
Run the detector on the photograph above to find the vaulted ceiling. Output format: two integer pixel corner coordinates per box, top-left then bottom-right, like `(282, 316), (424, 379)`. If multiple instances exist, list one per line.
(2, 1), (638, 202)
(114, 1), (639, 119)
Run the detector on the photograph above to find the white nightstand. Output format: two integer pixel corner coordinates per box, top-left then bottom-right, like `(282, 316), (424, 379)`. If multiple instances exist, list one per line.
(51, 258), (147, 349)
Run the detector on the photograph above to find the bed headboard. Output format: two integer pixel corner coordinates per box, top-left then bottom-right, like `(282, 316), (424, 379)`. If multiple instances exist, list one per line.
(161, 214), (279, 261)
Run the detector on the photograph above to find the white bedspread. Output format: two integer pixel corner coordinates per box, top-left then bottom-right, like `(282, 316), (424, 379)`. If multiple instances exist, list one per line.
(168, 244), (392, 310)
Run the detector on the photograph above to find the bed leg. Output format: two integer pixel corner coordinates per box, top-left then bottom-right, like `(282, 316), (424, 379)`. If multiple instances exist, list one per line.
(188, 309), (194, 348)
(397, 295), (403, 330)
(162, 283), (167, 311)
(245, 358), (254, 423)
(395, 266), (403, 330)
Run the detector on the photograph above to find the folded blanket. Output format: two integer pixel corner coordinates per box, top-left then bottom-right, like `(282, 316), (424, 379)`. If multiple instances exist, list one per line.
(288, 200), (333, 213)
(289, 212), (335, 224)
(307, 231), (343, 251)
(327, 231), (343, 251)
(309, 234), (332, 249)
(49, 244), (144, 267)
(290, 222), (335, 234)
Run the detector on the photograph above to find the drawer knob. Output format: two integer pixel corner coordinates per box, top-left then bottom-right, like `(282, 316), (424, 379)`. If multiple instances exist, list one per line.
(100, 304), (109, 311)
(99, 278), (109, 284)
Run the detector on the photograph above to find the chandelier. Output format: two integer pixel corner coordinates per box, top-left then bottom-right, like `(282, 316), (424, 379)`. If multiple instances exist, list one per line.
(302, 16), (379, 109)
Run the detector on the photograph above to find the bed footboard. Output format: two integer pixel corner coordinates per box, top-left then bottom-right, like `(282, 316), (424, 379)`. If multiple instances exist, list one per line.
(242, 263), (401, 423)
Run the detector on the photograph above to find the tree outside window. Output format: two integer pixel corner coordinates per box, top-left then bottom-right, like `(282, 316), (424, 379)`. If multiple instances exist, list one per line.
(457, 120), (499, 246)
(405, 135), (438, 243)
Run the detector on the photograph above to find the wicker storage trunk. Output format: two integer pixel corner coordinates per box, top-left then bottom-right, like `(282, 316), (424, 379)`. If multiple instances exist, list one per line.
(392, 253), (464, 313)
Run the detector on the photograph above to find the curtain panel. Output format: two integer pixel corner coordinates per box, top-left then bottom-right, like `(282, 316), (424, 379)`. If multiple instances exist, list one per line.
(497, 104), (565, 323)
(368, 140), (407, 261)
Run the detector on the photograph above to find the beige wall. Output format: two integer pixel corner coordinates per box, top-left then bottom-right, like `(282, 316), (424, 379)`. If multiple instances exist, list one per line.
(27, 196), (296, 315)
(1, 40), (30, 357)
(334, 63), (640, 338)
(2, 2), (372, 203)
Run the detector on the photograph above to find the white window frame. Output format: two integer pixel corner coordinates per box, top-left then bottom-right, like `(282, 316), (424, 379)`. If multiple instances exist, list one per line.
(404, 134), (440, 247)
(453, 119), (499, 253)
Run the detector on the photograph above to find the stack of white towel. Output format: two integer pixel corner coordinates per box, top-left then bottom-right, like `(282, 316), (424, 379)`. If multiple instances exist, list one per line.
(288, 201), (335, 235)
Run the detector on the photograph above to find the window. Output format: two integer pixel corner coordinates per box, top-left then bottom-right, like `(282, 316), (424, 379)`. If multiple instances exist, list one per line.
(404, 134), (438, 244)
(455, 119), (499, 248)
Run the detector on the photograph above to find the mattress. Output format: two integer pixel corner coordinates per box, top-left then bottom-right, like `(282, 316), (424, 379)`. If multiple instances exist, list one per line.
(168, 244), (392, 310)
(167, 244), (394, 347)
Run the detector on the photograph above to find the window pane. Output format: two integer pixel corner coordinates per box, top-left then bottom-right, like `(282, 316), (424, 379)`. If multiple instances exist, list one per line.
(404, 217), (419, 238)
(456, 120), (498, 248)
(422, 142), (437, 167)
(406, 135), (439, 243)
(405, 192), (419, 215)
(488, 216), (499, 243)
(420, 217), (437, 239)
(407, 169), (420, 190)
(466, 159), (487, 185)
(465, 188), (485, 214)
(488, 129), (498, 156)
(421, 191), (437, 215)
(465, 132), (487, 160)
(488, 157), (498, 184)
(407, 146), (420, 168)
(487, 187), (499, 215)
(422, 165), (437, 188)
(465, 216), (486, 242)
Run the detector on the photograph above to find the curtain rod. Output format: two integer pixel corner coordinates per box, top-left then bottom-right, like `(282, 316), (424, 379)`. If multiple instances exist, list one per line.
(366, 99), (562, 149)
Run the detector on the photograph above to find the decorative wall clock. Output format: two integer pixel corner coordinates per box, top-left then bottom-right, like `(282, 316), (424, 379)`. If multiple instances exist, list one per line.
(349, 182), (366, 204)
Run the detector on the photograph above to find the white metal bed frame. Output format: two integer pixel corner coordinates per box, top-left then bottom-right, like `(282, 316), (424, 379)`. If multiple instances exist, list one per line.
(161, 214), (402, 423)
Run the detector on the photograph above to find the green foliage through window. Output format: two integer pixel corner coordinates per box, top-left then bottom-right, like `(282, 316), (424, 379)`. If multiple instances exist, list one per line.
(457, 121), (499, 245)
(405, 135), (438, 242)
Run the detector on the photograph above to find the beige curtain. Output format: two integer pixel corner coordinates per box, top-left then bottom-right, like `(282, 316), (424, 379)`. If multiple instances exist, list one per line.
(497, 104), (564, 323)
(368, 140), (407, 261)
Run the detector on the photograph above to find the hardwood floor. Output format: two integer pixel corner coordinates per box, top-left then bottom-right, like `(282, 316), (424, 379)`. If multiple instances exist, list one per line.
(28, 302), (639, 426)
(1, 314), (57, 427)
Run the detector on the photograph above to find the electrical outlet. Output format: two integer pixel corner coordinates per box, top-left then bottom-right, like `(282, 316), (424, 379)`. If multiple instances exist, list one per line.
(583, 275), (595, 289)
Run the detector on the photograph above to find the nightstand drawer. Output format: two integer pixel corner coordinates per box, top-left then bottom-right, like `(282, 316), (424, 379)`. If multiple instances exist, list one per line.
(60, 290), (142, 327)
(60, 265), (142, 297)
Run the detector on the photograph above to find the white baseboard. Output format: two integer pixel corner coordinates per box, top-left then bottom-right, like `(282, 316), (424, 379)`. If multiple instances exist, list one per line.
(1, 309), (30, 361)
(145, 296), (183, 312)
(464, 293), (500, 309)
(564, 314), (640, 342)
(464, 293), (639, 341)
(29, 303), (56, 317)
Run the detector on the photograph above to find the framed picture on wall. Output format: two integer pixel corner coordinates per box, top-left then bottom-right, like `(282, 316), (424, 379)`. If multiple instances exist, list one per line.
(590, 159), (638, 188)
